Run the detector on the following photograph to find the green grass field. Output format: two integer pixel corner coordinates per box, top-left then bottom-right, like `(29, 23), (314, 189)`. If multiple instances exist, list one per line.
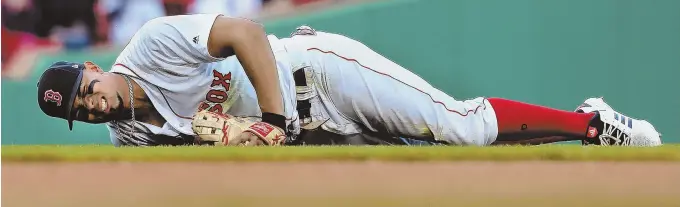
(3, 144), (680, 162)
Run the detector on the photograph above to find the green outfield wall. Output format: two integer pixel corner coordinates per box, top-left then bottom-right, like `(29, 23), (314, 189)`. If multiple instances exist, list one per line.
(3, 0), (679, 145)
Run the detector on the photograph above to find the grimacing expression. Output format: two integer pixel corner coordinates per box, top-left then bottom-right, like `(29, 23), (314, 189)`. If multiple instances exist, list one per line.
(70, 63), (124, 123)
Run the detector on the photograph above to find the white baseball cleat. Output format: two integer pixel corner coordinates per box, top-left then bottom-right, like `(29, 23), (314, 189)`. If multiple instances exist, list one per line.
(575, 97), (662, 147)
(575, 97), (614, 114)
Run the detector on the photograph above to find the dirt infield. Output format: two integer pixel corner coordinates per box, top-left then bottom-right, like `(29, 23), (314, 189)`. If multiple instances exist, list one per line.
(3, 162), (680, 207)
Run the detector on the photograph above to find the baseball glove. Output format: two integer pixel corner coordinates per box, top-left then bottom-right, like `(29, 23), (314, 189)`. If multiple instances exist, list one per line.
(191, 110), (287, 146)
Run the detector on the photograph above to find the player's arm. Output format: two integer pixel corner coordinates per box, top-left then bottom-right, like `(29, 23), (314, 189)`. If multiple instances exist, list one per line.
(205, 16), (285, 129)
(140, 14), (286, 130)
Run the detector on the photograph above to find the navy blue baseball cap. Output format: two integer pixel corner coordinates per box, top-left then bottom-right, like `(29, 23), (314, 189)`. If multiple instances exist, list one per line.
(37, 61), (85, 130)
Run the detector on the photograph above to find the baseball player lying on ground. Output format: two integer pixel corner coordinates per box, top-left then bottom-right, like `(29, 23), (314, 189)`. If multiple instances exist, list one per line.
(37, 14), (661, 147)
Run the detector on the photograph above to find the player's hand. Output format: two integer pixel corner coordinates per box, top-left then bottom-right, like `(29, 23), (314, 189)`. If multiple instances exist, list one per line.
(224, 122), (287, 146)
(238, 121), (287, 146)
(228, 131), (267, 146)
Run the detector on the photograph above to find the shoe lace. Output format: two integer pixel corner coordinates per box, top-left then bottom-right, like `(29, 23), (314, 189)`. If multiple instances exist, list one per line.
(599, 121), (631, 146)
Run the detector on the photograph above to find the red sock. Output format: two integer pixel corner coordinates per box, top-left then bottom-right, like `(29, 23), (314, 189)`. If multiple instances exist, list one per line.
(487, 98), (595, 137)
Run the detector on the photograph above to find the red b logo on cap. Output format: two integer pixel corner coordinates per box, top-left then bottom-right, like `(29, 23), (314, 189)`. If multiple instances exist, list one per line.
(44, 89), (63, 106)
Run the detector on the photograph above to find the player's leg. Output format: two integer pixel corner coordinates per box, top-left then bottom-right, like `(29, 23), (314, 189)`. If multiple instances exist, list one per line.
(490, 96), (664, 146)
(290, 31), (596, 145)
(488, 98), (596, 143)
(285, 29), (661, 146)
(287, 31), (498, 145)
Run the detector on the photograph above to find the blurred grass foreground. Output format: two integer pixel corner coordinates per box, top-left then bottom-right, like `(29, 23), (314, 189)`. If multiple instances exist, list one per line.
(3, 144), (680, 162)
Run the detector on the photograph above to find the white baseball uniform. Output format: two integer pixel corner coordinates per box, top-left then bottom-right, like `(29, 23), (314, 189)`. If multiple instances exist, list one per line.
(105, 14), (499, 146)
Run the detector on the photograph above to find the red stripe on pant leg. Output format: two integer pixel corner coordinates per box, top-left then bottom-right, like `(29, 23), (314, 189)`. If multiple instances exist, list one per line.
(307, 48), (485, 117)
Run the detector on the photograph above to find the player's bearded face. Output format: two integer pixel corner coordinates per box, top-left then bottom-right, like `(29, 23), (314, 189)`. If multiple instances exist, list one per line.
(70, 62), (125, 123)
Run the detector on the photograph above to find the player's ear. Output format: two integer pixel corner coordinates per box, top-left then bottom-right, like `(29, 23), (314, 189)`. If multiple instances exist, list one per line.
(84, 61), (103, 73)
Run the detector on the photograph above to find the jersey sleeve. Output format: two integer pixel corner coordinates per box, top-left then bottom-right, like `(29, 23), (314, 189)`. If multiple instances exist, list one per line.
(136, 14), (226, 66)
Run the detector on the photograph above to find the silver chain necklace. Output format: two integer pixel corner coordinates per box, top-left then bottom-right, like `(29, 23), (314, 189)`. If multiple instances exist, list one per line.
(115, 74), (136, 140)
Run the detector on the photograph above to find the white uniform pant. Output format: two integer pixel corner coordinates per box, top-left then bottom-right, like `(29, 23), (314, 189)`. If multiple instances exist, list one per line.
(280, 32), (499, 146)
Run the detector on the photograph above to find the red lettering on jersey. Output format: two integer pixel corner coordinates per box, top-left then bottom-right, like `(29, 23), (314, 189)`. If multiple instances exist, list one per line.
(212, 70), (231, 89)
(199, 70), (232, 115)
(208, 104), (223, 114)
(206, 90), (227, 103)
(198, 102), (210, 112)
(44, 90), (63, 106)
